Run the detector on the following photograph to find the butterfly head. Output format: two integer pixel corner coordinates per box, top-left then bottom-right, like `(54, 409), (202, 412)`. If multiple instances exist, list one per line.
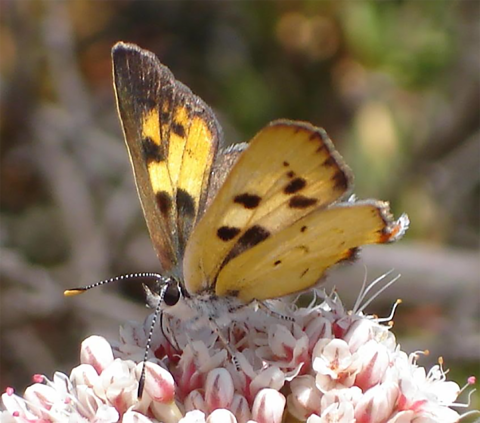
(144, 276), (188, 311)
(162, 278), (184, 306)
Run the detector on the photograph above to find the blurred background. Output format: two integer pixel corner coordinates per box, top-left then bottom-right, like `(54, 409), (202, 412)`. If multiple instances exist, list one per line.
(1, 0), (478, 411)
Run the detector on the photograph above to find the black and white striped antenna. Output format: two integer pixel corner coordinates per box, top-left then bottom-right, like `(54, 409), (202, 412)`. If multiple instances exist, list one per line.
(64, 272), (169, 397)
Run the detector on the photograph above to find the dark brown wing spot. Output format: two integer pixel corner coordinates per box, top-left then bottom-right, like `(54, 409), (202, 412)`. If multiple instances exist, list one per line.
(283, 161), (290, 167)
(217, 226), (241, 241)
(284, 177), (306, 194)
(234, 193), (261, 209)
(289, 195), (317, 209)
(171, 122), (186, 138)
(220, 225), (271, 270)
(300, 226), (307, 232)
(332, 171), (349, 191)
(286, 171), (296, 178)
(238, 225), (270, 248)
(274, 260), (281, 266)
(156, 191), (172, 216)
(142, 137), (165, 162)
(176, 189), (195, 217)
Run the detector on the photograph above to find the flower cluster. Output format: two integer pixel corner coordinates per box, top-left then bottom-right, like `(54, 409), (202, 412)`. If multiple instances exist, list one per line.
(1, 280), (475, 423)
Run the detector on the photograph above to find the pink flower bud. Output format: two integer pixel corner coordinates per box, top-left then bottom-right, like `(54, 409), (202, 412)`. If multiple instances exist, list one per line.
(80, 336), (114, 373)
(141, 361), (175, 403)
(355, 341), (390, 391)
(251, 388), (285, 423)
(205, 369), (234, 412)
(185, 390), (207, 414)
(354, 382), (398, 423)
(230, 394), (251, 423)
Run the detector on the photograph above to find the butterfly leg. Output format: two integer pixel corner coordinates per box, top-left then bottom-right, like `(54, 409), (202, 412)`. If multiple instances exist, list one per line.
(207, 317), (240, 371)
(255, 300), (295, 323)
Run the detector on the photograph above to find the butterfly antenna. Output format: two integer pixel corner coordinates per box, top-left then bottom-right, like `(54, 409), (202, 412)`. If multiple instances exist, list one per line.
(64, 272), (164, 296)
(137, 284), (165, 398)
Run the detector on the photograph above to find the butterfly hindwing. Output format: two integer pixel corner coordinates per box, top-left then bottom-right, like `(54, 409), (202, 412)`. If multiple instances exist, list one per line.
(216, 200), (405, 302)
(112, 42), (223, 272)
(183, 120), (355, 294)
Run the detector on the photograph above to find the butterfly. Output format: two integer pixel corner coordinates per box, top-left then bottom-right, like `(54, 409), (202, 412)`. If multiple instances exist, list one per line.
(68, 42), (408, 336)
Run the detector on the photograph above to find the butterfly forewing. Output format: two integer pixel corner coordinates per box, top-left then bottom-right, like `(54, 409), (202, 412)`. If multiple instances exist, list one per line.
(183, 120), (354, 294)
(112, 42), (223, 272)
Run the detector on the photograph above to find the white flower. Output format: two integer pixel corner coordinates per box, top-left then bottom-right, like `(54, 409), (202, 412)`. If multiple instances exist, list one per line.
(313, 339), (359, 392)
(1, 336), (180, 423)
(2, 276), (475, 422)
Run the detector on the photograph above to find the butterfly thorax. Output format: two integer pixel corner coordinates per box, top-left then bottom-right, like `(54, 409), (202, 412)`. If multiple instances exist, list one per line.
(145, 278), (247, 331)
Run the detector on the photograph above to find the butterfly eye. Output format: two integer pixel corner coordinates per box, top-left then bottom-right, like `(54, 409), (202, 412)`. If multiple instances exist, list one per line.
(163, 281), (181, 307)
